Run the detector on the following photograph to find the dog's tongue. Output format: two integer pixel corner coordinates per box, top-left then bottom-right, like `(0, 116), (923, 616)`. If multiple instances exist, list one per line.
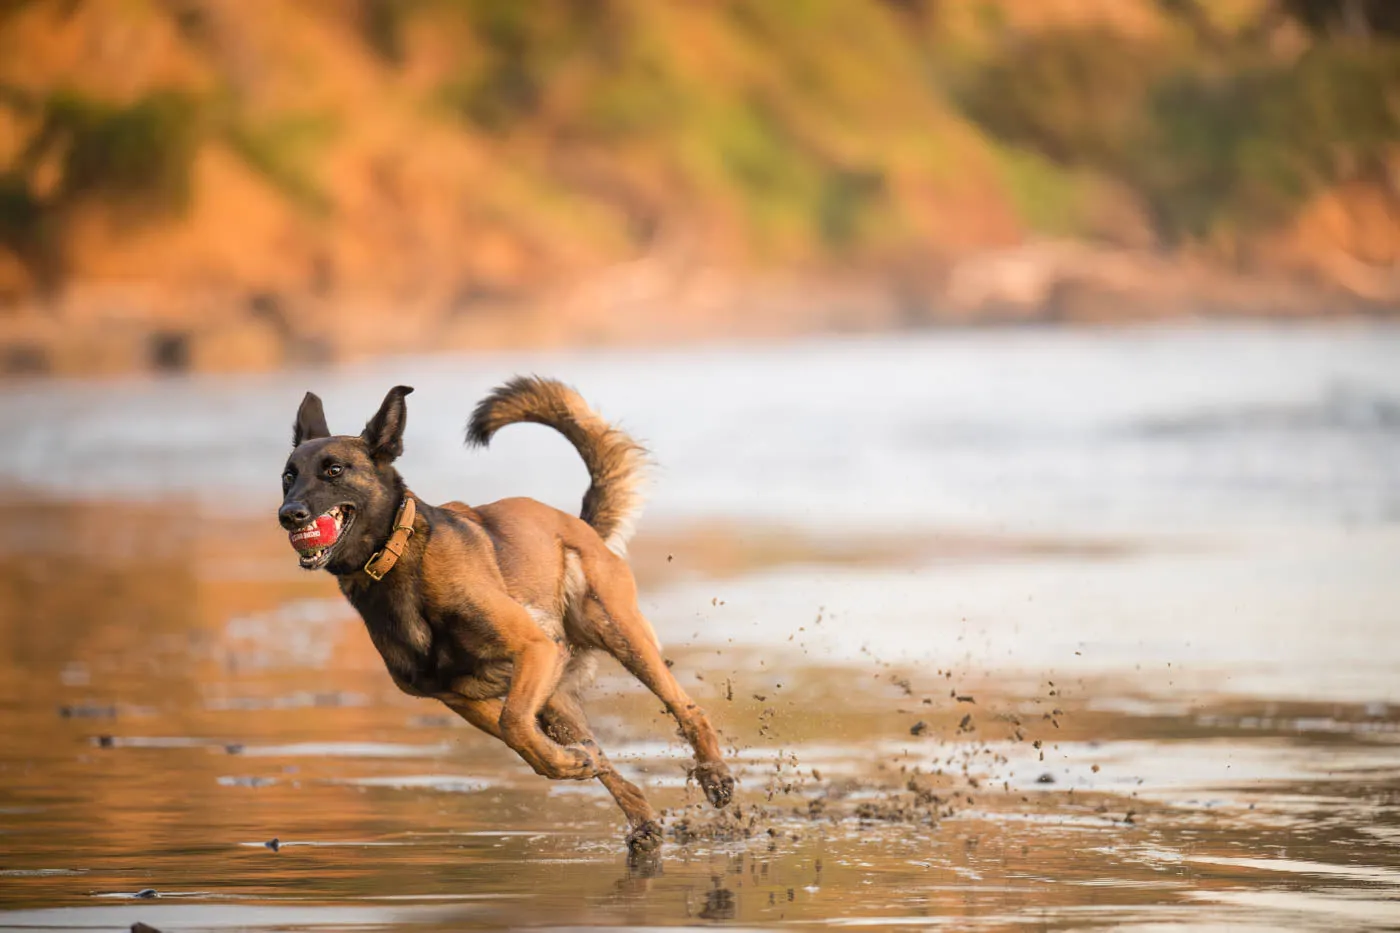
(289, 514), (339, 554)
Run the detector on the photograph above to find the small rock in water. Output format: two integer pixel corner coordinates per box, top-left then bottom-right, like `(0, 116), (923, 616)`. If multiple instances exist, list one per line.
(1035, 772), (1056, 784)
(224, 744), (245, 755)
(95, 735), (116, 748)
(265, 837), (280, 852)
(133, 888), (157, 899)
(131, 923), (164, 933)
(909, 720), (928, 736)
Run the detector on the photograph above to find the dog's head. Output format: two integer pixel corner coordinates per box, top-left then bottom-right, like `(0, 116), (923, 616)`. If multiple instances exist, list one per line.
(279, 385), (413, 573)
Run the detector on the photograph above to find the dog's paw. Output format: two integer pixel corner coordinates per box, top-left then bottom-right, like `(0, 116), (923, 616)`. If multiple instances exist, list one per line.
(557, 743), (600, 780)
(625, 819), (664, 856)
(692, 760), (735, 808)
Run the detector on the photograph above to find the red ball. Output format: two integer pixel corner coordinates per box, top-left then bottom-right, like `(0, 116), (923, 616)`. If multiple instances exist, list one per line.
(289, 513), (339, 553)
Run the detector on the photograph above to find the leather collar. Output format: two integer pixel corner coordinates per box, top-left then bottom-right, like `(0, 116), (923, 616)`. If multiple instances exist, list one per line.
(364, 495), (416, 581)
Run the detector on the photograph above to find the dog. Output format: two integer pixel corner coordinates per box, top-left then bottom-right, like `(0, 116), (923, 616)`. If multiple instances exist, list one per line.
(277, 378), (734, 853)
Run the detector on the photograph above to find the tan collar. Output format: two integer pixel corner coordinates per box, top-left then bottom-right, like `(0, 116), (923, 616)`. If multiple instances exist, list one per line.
(364, 495), (416, 582)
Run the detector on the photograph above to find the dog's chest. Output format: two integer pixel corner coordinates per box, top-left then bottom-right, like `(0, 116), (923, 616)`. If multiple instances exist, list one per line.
(343, 579), (507, 698)
(343, 580), (439, 695)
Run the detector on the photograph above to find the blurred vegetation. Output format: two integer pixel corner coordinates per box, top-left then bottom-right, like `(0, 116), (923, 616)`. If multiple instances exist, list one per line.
(221, 109), (336, 216)
(957, 29), (1172, 168)
(0, 87), (203, 289)
(960, 15), (1400, 246)
(0, 0), (1397, 296)
(31, 89), (202, 212)
(427, 0), (923, 257)
(0, 79), (336, 288)
(1280, 0), (1400, 37)
(1132, 44), (1400, 243)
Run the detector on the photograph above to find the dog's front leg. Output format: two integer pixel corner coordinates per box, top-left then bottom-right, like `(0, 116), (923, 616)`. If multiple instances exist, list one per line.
(441, 684), (594, 780)
(439, 695), (504, 740)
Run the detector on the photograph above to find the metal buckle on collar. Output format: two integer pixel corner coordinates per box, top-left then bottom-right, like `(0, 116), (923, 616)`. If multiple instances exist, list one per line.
(363, 517), (414, 582)
(363, 553), (388, 581)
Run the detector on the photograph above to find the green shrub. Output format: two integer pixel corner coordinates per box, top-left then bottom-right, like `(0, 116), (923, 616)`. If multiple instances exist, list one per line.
(818, 167), (886, 249)
(0, 88), (204, 290)
(359, 0), (411, 64)
(33, 89), (203, 215)
(956, 29), (1171, 167)
(1280, 0), (1400, 38)
(437, 0), (612, 133)
(989, 145), (1098, 238)
(0, 170), (58, 288)
(439, 60), (542, 134)
(956, 27), (1400, 245)
(222, 112), (336, 215)
(0, 172), (40, 244)
(1130, 44), (1400, 241)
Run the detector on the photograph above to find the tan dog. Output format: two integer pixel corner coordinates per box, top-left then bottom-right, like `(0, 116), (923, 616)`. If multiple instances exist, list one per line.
(277, 378), (733, 852)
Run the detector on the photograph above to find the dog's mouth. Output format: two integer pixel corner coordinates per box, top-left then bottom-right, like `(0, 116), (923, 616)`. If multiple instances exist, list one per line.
(289, 505), (354, 570)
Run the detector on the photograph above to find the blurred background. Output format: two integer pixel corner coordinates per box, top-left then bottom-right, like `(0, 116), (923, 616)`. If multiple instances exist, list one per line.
(0, 0), (1397, 373)
(2, 2), (1400, 929)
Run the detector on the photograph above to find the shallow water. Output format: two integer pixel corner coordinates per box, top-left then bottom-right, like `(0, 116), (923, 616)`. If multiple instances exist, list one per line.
(2, 325), (1399, 930)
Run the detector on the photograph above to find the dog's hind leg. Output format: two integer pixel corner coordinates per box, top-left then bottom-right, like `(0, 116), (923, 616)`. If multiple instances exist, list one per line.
(539, 691), (663, 854)
(578, 595), (734, 809)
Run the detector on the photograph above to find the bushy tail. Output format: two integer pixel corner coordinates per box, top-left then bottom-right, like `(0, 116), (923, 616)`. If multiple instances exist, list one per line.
(466, 376), (647, 555)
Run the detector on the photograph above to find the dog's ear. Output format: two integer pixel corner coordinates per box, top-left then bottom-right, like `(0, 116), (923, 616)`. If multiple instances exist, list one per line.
(293, 392), (330, 447)
(362, 385), (414, 462)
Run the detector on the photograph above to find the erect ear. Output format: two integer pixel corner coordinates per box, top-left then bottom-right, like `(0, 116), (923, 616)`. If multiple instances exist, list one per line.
(293, 392), (330, 447)
(361, 385), (414, 462)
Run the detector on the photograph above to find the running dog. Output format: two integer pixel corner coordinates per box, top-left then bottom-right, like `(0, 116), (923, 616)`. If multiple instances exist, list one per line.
(277, 378), (733, 853)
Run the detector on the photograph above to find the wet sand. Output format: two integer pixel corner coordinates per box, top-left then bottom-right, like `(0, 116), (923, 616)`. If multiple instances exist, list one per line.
(1, 502), (1398, 931)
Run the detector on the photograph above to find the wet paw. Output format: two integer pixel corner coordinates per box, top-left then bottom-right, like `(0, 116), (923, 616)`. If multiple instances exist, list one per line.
(626, 819), (664, 855)
(534, 744), (598, 780)
(560, 744), (600, 780)
(692, 761), (735, 808)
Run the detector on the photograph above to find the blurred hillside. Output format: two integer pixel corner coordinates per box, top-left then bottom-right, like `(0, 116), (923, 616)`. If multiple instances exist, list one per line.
(1, 0), (1398, 374)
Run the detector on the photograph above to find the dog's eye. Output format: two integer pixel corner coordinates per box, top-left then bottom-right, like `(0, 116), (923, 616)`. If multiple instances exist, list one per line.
(282, 470), (294, 487)
(325, 464), (343, 478)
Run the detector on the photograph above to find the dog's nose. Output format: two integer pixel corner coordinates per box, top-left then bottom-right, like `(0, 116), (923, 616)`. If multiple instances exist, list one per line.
(279, 503), (311, 529)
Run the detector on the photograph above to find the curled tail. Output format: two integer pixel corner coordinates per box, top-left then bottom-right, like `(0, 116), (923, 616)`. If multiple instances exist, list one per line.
(466, 376), (647, 555)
